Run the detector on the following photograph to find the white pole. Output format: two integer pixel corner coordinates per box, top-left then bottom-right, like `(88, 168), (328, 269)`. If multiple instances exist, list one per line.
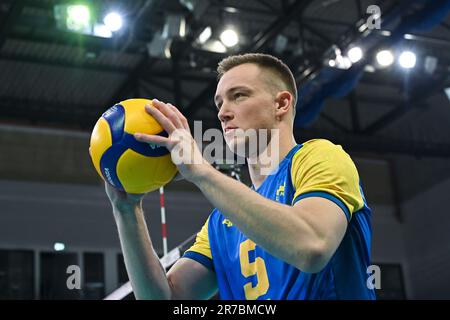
(159, 187), (168, 256)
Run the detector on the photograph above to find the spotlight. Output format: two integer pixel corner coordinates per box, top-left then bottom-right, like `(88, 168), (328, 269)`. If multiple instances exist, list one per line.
(347, 46), (363, 63)
(220, 28), (239, 47)
(66, 4), (91, 32)
(94, 24), (113, 38)
(364, 65), (376, 73)
(103, 12), (123, 32)
(198, 26), (212, 44)
(398, 51), (416, 69)
(54, 242), (65, 252)
(335, 54), (352, 69)
(203, 39), (227, 53)
(224, 6), (239, 13)
(376, 49), (394, 67)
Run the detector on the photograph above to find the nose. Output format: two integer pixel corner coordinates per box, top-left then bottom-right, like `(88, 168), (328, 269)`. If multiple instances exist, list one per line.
(217, 103), (234, 123)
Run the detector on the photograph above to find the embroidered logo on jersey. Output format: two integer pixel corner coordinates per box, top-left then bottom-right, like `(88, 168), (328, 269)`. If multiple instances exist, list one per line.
(222, 219), (233, 227)
(275, 184), (285, 201)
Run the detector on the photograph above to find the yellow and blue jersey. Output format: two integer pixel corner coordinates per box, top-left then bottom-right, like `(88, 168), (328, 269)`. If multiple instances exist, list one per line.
(183, 139), (375, 300)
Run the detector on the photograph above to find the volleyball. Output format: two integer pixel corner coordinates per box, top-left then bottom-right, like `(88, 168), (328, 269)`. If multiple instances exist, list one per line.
(89, 98), (177, 194)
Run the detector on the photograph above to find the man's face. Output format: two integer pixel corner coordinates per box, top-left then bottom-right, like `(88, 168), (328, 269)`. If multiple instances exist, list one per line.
(214, 63), (278, 156)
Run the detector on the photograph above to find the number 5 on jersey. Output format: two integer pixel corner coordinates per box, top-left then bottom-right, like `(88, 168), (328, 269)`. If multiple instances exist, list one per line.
(239, 239), (269, 300)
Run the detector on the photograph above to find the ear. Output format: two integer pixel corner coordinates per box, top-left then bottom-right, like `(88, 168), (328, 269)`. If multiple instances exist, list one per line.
(274, 91), (293, 118)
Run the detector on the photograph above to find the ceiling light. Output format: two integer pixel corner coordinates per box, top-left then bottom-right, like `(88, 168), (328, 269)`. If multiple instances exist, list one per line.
(66, 5), (91, 32)
(103, 12), (123, 32)
(347, 46), (363, 63)
(54, 242), (65, 251)
(198, 26), (212, 44)
(204, 39), (227, 53)
(376, 49), (394, 67)
(220, 29), (239, 47)
(398, 51), (416, 69)
(93, 23), (113, 38)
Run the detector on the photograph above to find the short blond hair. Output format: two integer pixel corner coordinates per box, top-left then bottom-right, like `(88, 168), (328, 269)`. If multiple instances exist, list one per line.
(217, 53), (297, 115)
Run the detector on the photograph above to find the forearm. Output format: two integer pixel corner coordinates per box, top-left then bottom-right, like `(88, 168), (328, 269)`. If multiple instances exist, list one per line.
(114, 205), (171, 299)
(193, 166), (321, 270)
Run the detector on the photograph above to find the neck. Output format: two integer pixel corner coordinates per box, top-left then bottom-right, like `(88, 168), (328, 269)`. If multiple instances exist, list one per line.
(247, 128), (296, 189)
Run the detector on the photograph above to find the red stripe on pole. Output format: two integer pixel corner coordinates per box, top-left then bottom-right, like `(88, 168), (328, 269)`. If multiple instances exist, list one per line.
(160, 193), (165, 207)
(162, 223), (167, 238)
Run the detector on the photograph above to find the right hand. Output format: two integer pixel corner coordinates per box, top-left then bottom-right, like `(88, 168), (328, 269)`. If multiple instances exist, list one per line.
(104, 182), (146, 217)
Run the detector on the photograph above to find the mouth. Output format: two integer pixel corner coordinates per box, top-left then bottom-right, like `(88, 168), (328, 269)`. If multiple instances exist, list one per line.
(224, 127), (238, 134)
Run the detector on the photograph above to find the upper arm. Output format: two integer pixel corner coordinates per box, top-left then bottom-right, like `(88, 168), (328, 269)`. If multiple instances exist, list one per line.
(167, 258), (217, 299)
(289, 140), (365, 270)
(292, 196), (347, 270)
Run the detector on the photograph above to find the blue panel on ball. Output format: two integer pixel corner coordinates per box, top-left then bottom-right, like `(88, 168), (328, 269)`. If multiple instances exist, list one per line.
(102, 104), (125, 144)
(100, 144), (127, 191)
(122, 131), (171, 157)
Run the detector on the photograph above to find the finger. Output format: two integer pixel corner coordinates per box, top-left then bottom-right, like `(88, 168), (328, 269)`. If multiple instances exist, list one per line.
(167, 103), (190, 131)
(145, 104), (177, 133)
(147, 102), (183, 129)
(134, 133), (171, 148)
(152, 100), (183, 129)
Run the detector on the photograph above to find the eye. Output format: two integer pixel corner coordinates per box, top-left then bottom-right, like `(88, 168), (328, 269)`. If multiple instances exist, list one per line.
(234, 92), (245, 99)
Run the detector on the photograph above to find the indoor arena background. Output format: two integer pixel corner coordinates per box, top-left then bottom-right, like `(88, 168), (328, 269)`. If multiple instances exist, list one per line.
(1, 0), (450, 300)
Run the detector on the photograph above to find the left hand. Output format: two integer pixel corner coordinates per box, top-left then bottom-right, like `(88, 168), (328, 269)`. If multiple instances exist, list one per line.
(134, 99), (211, 183)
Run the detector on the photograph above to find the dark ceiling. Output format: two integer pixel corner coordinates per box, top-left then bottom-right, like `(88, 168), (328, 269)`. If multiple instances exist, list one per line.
(1, 0), (450, 157)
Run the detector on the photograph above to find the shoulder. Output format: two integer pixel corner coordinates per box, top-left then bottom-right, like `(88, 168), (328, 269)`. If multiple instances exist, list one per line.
(293, 139), (349, 163)
(290, 139), (358, 183)
(300, 138), (344, 152)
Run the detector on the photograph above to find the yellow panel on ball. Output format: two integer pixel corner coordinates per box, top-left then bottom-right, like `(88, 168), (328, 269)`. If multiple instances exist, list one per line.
(117, 149), (177, 194)
(121, 98), (163, 135)
(89, 117), (112, 179)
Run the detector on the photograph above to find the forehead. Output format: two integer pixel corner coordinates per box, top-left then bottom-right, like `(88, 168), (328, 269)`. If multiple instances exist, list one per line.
(215, 63), (264, 96)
